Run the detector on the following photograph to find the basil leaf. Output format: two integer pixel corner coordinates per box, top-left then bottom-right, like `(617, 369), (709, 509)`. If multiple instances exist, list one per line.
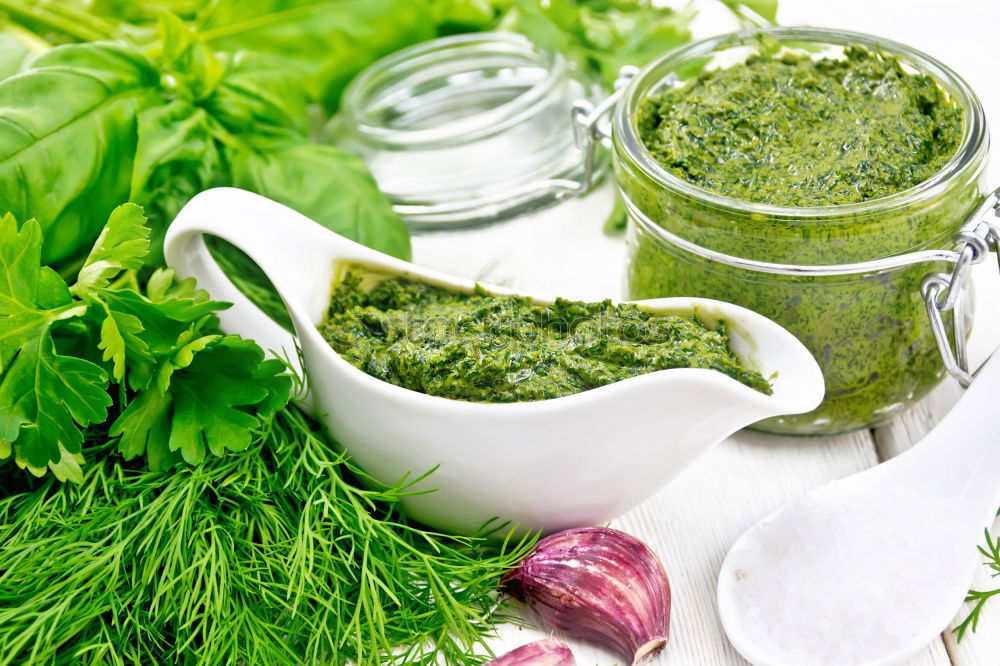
(195, 0), (436, 111)
(131, 100), (224, 258)
(0, 34), (31, 80)
(228, 140), (411, 260)
(0, 42), (159, 263)
(157, 10), (224, 100)
(205, 50), (311, 136)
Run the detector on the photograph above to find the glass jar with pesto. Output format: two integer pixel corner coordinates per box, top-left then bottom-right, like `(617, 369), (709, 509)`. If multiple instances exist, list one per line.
(613, 27), (990, 435)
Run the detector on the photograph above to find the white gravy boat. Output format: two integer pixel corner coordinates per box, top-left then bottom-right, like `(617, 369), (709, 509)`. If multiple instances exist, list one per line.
(164, 188), (824, 534)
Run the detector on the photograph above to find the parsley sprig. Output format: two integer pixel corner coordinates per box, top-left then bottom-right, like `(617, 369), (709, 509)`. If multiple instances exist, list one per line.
(0, 204), (291, 479)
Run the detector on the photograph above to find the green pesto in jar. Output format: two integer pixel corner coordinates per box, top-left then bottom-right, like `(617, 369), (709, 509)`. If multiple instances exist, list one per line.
(638, 47), (963, 207)
(620, 42), (983, 434)
(318, 273), (771, 402)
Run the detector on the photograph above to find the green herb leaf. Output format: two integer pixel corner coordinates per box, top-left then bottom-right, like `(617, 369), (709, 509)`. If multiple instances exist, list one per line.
(0, 408), (538, 665)
(228, 140), (411, 260)
(0, 215), (53, 362)
(0, 17), (412, 270)
(435, 0), (777, 88)
(956, 522), (1000, 640)
(170, 336), (289, 462)
(205, 50), (311, 136)
(97, 304), (148, 382)
(69, 204), (155, 383)
(474, 0), (699, 86)
(0, 33), (31, 79)
(1, 204), (292, 477)
(130, 100), (223, 259)
(431, 0), (499, 32)
(108, 334), (291, 468)
(719, 0), (779, 24)
(74, 212), (292, 469)
(157, 10), (224, 100)
(0, 43), (159, 264)
(195, 0), (437, 111)
(74, 203), (150, 293)
(0, 334), (111, 477)
(0, 213), (108, 477)
(91, 249), (292, 469)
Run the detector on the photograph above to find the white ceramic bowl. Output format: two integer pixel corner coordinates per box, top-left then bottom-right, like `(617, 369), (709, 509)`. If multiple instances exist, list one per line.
(164, 188), (824, 534)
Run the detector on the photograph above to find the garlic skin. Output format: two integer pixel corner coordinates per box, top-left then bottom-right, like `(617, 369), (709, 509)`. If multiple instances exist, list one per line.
(500, 527), (671, 664)
(486, 637), (577, 665)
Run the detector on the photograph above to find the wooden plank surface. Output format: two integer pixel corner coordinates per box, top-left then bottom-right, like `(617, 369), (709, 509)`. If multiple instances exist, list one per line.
(485, 429), (888, 665)
(410, 2), (999, 663)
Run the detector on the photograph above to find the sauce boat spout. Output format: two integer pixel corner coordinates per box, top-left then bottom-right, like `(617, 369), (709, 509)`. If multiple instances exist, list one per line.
(164, 188), (824, 533)
(585, 296), (827, 485)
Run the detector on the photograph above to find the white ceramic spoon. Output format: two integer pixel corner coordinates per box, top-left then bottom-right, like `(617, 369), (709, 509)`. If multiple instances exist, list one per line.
(718, 352), (1000, 666)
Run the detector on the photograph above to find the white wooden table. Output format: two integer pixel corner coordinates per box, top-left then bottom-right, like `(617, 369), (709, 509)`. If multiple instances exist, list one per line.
(411, 1), (1000, 663)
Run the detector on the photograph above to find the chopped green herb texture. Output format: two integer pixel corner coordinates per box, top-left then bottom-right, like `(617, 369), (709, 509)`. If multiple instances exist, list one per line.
(638, 47), (963, 206)
(319, 273), (771, 402)
(622, 43), (982, 433)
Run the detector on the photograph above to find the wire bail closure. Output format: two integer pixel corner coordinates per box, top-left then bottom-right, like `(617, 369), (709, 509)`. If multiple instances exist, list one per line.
(568, 66), (639, 193)
(403, 65), (638, 222)
(921, 188), (1000, 387)
(624, 176), (1000, 389)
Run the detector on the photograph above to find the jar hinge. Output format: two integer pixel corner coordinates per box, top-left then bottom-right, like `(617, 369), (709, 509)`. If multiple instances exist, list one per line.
(922, 187), (1000, 388)
(570, 66), (640, 193)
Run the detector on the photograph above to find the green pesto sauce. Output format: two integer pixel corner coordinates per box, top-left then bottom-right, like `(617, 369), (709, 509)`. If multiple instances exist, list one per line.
(318, 273), (771, 402)
(622, 45), (981, 434)
(638, 47), (963, 206)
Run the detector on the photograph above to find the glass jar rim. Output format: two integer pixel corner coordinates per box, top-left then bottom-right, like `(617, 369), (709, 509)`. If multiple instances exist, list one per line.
(612, 26), (990, 219)
(338, 32), (568, 148)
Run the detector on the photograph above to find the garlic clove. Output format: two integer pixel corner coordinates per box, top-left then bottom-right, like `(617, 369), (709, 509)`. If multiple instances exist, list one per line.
(500, 527), (671, 664)
(486, 637), (577, 665)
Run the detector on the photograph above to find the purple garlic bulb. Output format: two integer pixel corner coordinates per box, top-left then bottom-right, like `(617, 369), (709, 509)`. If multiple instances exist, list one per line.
(501, 527), (671, 664)
(486, 637), (576, 665)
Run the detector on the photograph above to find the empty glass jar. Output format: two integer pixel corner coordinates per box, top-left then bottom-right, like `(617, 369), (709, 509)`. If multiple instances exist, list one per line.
(327, 32), (604, 229)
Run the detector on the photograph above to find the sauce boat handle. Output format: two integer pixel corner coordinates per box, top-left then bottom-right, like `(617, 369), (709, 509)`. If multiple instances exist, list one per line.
(163, 187), (368, 406)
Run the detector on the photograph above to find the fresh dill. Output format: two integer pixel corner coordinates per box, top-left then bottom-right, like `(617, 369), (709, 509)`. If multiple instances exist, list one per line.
(955, 523), (1000, 641)
(0, 408), (537, 665)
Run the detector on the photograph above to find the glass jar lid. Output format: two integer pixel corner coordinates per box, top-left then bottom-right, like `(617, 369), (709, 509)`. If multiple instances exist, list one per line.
(326, 32), (606, 229)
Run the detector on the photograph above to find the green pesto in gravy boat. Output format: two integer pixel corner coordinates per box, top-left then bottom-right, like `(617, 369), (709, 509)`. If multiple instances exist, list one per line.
(319, 273), (771, 402)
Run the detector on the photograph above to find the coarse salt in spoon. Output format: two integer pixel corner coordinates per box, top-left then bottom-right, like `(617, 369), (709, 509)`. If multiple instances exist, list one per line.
(718, 352), (1000, 666)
